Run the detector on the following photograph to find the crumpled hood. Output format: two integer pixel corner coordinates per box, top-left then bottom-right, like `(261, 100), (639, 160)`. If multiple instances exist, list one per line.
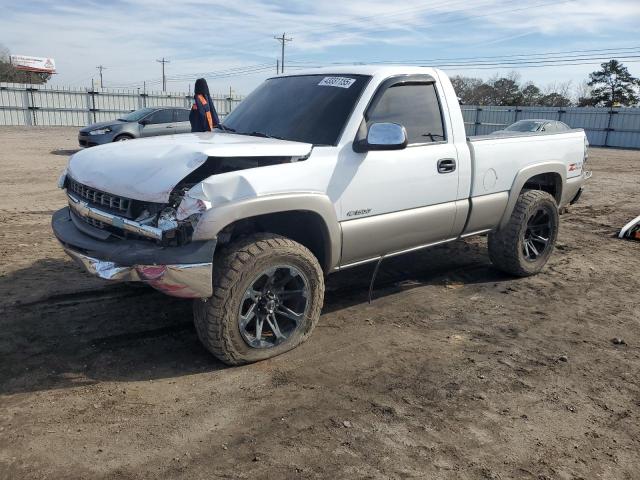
(67, 132), (313, 203)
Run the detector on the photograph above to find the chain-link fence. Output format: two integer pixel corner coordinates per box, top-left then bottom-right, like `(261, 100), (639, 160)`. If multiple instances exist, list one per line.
(0, 82), (244, 127)
(461, 105), (640, 148)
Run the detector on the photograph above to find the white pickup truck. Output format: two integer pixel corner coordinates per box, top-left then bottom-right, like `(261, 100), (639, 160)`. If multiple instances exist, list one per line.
(52, 66), (590, 364)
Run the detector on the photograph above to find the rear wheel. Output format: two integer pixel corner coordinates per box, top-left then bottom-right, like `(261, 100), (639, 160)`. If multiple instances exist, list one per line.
(193, 233), (324, 365)
(488, 190), (559, 277)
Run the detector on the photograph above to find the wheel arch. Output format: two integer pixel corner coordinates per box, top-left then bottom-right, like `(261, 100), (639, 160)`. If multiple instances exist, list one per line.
(498, 162), (566, 230)
(113, 132), (134, 141)
(192, 193), (341, 273)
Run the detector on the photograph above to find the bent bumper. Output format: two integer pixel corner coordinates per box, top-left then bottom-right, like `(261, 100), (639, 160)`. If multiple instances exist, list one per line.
(64, 248), (213, 298)
(52, 207), (215, 298)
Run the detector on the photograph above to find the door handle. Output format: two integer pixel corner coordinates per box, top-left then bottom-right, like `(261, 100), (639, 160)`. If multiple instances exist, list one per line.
(165, 125), (174, 129)
(437, 158), (456, 173)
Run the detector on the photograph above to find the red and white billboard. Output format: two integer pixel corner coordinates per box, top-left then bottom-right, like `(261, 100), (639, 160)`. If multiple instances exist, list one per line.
(10, 55), (56, 73)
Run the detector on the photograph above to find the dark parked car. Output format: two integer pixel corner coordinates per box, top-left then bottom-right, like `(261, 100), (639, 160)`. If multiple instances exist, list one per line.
(491, 119), (571, 135)
(78, 107), (191, 147)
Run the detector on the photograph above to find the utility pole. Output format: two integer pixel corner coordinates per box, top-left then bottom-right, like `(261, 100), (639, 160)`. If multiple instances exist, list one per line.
(276, 59), (279, 75)
(273, 33), (292, 74)
(96, 65), (106, 88)
(156, 57), (170, 92)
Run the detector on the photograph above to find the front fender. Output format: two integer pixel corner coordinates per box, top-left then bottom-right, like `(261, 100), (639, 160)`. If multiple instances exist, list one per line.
(192, 193), (342, 271)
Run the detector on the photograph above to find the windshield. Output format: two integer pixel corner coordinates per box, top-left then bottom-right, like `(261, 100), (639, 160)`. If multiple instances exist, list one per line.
(505, 120), (544, 132)
(118, 108), (156, 122)
(222, 74), (371, 145)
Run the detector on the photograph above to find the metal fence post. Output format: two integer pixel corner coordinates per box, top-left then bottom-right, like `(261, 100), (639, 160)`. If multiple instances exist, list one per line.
(86, 86), (92, 125)
(604, 108), (614, 147)
(22, 88), (32, 126)
(473, 107), (481, 136)
(89, 88), (97, 123)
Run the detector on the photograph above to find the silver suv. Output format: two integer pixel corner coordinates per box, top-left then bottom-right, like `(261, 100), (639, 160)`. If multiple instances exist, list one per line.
(78, 107), (191, 147)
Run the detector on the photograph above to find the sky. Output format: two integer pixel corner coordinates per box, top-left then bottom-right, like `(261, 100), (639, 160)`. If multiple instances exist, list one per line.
(1, 0), (640, 97)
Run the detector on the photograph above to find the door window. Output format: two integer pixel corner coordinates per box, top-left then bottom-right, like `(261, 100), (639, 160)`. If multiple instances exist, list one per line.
(146, 109), (174, 124)
(174, 109), (190, 122)
(367, 83), (445, 144)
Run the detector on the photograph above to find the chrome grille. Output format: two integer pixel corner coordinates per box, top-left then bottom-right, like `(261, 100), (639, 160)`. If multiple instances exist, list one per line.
(67, 177), (131, 214)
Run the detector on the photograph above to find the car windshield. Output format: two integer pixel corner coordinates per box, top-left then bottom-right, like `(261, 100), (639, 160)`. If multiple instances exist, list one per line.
(505, 120), (544, 132)
(222, 74), (371, 146)
(117, 108), (156, 122)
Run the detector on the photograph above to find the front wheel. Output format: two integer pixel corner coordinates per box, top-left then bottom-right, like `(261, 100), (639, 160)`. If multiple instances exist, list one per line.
(193, 233), (325, 365)
(488, 190), (559, 277)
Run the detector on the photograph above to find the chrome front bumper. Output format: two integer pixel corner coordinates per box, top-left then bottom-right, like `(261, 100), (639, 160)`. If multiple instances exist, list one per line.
(64, 247), (213, 298)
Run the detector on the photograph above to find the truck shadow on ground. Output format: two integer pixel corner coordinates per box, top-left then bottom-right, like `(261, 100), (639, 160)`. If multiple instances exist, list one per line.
(0, 239), (510, 396)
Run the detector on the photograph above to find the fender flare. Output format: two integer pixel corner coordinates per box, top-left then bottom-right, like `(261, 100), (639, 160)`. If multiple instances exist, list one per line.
(191, 193), (342, 271)
(498, 162), (566, 230)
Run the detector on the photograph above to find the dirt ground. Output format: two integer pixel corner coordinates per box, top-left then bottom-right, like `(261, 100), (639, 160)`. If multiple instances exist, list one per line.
(0, 127), (638, 480)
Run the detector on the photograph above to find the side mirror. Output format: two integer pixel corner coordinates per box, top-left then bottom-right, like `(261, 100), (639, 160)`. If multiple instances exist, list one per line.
(353, 122), (408, 153)
(139, 119), (150, 125)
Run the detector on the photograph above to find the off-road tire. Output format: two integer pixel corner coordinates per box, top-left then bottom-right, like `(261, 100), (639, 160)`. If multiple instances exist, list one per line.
(193, 233), (325, 365)
(488, 190), (559, 277)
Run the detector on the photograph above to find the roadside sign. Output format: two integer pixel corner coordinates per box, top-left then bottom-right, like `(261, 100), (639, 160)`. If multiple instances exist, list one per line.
(10, 55), (56, 73)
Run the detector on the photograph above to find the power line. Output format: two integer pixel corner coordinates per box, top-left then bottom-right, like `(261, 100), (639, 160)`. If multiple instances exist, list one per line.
(156, 57), (170, 91)
(302, 46), (640, 66)
(274, 33), (293, 74)
(103, 41), (640, 91)
(109, 63), (276, 89)
(286, 45), (640, 68)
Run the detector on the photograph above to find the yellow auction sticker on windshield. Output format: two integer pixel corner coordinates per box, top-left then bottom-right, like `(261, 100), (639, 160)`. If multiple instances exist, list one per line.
(318, 77), (356, 88)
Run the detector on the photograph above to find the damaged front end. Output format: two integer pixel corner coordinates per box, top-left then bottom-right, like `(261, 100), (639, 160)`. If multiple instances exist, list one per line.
(54, 173), (216, 298)
(53, 152), (309, 298)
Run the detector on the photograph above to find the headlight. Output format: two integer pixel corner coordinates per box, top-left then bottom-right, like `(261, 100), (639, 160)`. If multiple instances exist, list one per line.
(89, 127), (112, 135)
